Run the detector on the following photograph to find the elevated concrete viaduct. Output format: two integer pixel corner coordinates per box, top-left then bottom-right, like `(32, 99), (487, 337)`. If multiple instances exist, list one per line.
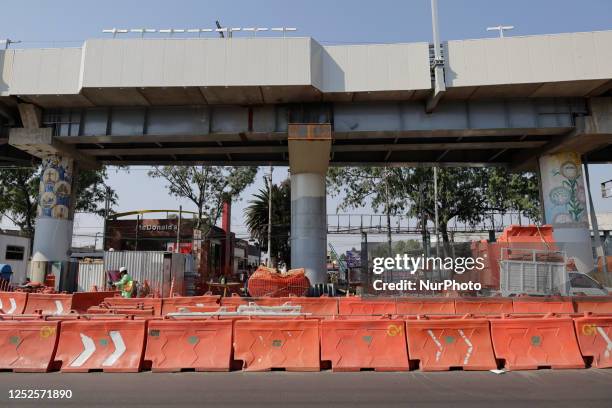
(1, 31), (611, 284)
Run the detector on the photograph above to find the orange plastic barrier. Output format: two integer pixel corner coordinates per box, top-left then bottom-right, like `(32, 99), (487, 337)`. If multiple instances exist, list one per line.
(0, 291), (28, 315)
(54, 320), (146, 372)
(455, 298), (513, 315)
(233, 319), (320, 371)
(405, 317), (497, 371)
(573, 296), (612, 314)
(144, 319), (232, 372)
(512, 297), (574, 314)
(338, 297), (396, 315)
(321, 319), (409, 371)
(490, 316), (585, 370)
(161, 295), (220, 315)
(573, 315), (612, 368)
(0, 320), (60, 372)
(221, 296), (286, 308)
(71, 292), (118, 314)
(220, 294), (250, 307)
(281, 296), (338, 316)
(24, 293), (73, 315)
(103, 297), (163, 315)
(395, 298), (455, 315)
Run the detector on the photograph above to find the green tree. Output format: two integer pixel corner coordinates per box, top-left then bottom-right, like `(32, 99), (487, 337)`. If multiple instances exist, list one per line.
(0, 166), (117, 237)
(148, 165), (257, 231)
(328, 167), (540, 256)
(244, 178), (291, 266)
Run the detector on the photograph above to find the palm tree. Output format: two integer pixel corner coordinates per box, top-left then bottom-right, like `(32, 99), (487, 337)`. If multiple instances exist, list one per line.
(244, 178), (291, 266)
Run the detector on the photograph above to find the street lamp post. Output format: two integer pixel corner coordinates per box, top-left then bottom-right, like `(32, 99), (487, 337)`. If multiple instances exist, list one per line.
(266, 165), (273, 267)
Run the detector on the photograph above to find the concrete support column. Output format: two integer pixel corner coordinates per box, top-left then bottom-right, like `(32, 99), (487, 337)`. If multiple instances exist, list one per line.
(288, 124), (332, 285)
(32, 155), (76, 264)
(291, 173), (327, 284)
(538, 151), (594, 274)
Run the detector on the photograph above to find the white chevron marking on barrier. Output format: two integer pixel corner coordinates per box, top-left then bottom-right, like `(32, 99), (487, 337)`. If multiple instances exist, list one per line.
(71, 334), (96, 367)
(0, 298), (18, 314)
(427, 330), (443, 362)
(102, 331), (126, 366)
(54, 300), (64, 315)
(7, 298), (16, 314)
(458, 329), (473, 364)
(596, 327), (612, 358)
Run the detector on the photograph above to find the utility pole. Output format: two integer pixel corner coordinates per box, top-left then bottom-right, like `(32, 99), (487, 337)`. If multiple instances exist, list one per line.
(384, 167), (392, 256)
(433, 166), (440, 258)
(266, 165), (273, 267)
(583, 157), (609, 285)
(102, 186), (111, 250)
(384, 167), (393, 284)
(176, 205), (182, 253)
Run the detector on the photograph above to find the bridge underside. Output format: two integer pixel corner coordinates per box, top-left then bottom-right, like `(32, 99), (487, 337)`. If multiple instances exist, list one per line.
(9, 97), (607, 169)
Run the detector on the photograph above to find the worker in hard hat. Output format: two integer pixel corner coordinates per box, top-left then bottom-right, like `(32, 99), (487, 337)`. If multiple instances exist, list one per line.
(113, 267), (134, 298)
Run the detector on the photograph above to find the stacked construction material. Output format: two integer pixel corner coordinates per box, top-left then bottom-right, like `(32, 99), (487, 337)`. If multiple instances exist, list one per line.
(247, 266), (310, 297)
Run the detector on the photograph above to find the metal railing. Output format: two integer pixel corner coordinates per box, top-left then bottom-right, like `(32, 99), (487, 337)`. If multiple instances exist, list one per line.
(327, 212), (532, 235)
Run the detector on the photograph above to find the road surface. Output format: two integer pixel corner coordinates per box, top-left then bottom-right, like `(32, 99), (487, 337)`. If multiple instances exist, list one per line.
(1, 370), (611, 407)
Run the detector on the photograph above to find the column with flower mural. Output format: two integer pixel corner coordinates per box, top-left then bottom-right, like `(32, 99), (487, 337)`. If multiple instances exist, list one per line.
(539, 152), (594, 274)
(31, 155), (77, 263)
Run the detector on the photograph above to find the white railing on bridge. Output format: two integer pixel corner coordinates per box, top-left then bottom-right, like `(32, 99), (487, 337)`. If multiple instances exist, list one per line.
(326, 212), (533, 234)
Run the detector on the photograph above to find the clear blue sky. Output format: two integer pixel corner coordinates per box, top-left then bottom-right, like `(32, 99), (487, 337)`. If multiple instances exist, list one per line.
(1, 0), (611, 251)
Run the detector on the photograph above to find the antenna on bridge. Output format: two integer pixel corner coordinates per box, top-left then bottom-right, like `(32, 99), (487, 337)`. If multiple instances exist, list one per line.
(1, 38), (22, 49)
(102, 28), (129, 38)
(101, 26), (297, 39)
(271, 27), (297, 38)
(130, 28), (157, 38)
(243, 28), (269, 36)
(486, 25), (514, 38)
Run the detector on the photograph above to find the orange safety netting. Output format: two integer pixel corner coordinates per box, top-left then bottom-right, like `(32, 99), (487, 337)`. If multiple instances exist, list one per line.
(247, 266), (310, 297)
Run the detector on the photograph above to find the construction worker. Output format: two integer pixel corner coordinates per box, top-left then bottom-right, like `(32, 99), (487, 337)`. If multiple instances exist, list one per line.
(113, 267), (134, 298)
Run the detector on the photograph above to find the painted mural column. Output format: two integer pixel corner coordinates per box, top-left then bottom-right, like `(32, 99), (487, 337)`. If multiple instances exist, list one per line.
(288, 124), (332, 285)
(32, 155), (76, 264)
(538, 151), (594, 274)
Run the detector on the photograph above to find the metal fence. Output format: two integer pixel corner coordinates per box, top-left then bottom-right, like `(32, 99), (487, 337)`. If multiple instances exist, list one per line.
(77, 261), (105, 292)
(103, 251), (189, 296)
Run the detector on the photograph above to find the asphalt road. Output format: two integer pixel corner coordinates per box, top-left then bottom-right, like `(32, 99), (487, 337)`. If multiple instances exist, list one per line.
(0, 370), (611, 407)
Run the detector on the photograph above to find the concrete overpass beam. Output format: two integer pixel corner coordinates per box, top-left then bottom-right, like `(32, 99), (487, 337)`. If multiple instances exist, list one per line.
(287, 124), (332, 285)
(8, 127), (99, 169)
(511, 97), (612, 170)
(538, 152), (594, 275)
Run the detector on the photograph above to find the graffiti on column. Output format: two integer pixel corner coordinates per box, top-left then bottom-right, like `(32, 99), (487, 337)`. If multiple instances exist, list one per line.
(37, 156), (73, 220)
(540, 152), (587, 226)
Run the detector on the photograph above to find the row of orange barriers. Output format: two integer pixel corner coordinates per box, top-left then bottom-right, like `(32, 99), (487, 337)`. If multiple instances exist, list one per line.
(2, 292), (612, 317)
(0, 291), (118, 315)
(337, 296), (612, 315)
(0, 313), (610, 373)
